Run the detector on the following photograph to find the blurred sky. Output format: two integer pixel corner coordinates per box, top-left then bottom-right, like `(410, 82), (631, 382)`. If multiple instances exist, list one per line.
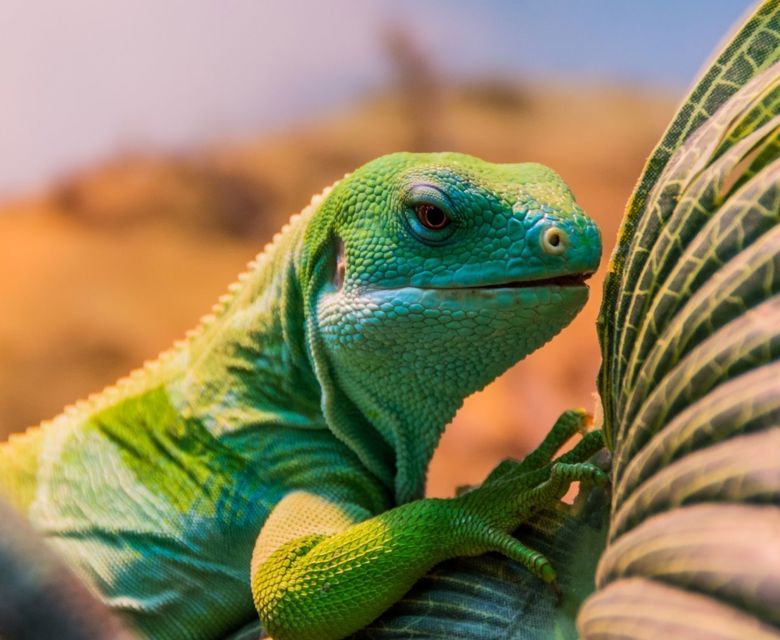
(0, 0), (753, 198)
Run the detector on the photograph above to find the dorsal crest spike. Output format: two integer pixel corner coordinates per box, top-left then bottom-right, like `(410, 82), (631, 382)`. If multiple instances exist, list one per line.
(17, 177), (347, 434)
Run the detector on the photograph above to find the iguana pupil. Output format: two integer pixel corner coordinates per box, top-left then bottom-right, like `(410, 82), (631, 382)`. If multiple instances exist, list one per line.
(415, 202), (449, 229)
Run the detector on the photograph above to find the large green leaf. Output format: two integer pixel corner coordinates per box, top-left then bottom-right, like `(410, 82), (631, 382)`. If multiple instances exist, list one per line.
(581, 1), (780, 637)
(598, 0), (780, 448)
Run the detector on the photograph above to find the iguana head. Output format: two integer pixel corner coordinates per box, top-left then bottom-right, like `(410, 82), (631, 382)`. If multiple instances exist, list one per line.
(305, 152), (601, 501)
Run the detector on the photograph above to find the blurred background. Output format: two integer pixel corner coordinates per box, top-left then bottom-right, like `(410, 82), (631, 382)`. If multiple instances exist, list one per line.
(0, 0), (752, 496)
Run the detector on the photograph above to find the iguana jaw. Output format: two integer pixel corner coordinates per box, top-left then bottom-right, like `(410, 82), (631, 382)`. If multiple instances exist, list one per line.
(430, 271), (594, 290)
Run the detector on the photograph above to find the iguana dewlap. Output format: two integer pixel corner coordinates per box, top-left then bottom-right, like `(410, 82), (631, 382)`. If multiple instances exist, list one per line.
(0, 152), (603, 640)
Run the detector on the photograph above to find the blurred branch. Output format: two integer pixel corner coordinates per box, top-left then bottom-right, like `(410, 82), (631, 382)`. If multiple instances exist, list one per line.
(382, 24), (442, 151)
(52, 157), (278, 239)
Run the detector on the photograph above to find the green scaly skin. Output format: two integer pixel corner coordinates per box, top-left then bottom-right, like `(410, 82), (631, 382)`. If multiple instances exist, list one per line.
(0, 152), (603, 640)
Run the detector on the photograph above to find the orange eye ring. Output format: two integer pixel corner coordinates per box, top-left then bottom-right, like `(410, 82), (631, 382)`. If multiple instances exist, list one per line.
(415, 203), (450, 230)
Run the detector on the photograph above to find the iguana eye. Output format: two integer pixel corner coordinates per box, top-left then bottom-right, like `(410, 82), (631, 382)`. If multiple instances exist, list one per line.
(404, 184), (457, 245)
(415, 203), (450, 230)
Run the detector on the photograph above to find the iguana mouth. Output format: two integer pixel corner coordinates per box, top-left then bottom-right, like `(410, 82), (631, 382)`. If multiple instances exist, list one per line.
(469, 272), (593, 289)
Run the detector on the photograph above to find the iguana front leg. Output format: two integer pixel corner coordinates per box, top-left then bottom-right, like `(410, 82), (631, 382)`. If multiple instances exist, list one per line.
(251, 421), (607, 640)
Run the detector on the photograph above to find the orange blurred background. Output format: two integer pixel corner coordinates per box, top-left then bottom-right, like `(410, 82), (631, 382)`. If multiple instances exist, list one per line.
(0, 2), (749, 496)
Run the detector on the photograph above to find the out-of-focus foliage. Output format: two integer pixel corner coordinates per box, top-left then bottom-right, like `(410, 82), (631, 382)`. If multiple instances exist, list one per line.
(0, 497), (135, 640)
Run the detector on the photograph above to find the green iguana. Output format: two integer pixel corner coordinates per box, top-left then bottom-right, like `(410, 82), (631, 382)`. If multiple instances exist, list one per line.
(0, 153), (605, 640)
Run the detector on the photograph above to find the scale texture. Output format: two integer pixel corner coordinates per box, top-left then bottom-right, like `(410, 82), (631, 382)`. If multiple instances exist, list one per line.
(0, 153), (603, 640)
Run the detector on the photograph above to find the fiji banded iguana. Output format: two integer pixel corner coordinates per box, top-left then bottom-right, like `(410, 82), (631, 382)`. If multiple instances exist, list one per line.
(4, 1), (780, 639)
(0, 153), (606, 640)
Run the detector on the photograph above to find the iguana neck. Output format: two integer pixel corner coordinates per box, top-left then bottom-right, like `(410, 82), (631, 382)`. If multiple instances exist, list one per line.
(167, 187), (401, 500)
(166, 203), (324, 445)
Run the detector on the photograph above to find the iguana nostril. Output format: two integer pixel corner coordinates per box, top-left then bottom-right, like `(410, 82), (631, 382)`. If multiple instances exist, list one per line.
(541, 227), (568, 255)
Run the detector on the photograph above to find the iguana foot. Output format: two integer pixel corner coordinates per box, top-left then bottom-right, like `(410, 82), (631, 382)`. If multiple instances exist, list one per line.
(458, 409), (595, 496)
(451, 411), (607, 585)
(483, 408), (599, 486)
(460, 458), (607, 575)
